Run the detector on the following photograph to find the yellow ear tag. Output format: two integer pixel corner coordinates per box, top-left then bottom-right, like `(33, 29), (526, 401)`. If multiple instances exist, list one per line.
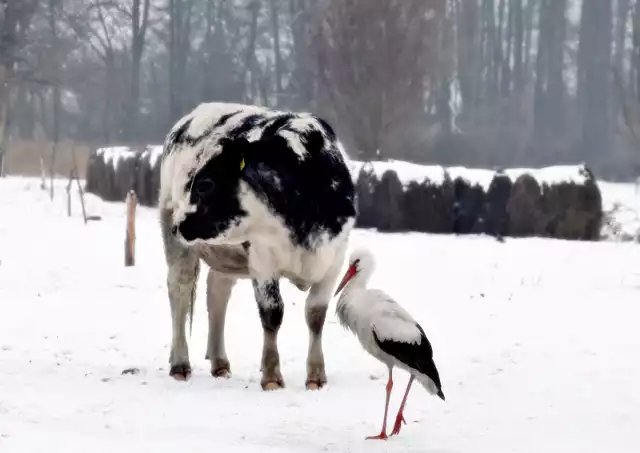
(240, 157), (245, 171)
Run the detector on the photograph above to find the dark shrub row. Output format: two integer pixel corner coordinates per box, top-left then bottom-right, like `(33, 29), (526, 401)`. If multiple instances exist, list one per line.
(85, 146), (162, 207)
(85, 147), (603, 240)
(353, 162), (602, 240)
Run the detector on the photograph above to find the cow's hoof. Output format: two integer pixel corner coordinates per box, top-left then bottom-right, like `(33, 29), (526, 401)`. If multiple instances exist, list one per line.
(305, 365), (327, 390)
(212, 367), (231, 379)
(263, 381), (284, 391)
(262, 380), (285, 391)
(305, 379), (326, 390)
(169, 364), (191, 381)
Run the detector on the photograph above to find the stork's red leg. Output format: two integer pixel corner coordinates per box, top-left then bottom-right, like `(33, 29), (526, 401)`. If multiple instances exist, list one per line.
(366, 368), (393, 440)
(390, 375), (415, 436)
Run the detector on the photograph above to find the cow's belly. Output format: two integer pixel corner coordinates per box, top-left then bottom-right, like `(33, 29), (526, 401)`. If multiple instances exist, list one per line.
(193, 229), (349, 290)
(194, 243), (250, 276)
(250, 234), (345, 288)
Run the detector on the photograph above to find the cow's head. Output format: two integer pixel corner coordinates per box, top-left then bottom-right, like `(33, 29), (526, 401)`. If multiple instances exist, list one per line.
(172, 137), (253, 245)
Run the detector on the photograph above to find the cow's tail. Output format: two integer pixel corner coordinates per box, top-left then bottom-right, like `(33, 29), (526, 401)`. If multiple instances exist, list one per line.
(188, 276), (196, 337)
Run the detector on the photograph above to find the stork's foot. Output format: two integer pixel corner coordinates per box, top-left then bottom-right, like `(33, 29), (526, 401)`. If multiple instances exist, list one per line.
(365, 432), (388, 441)
(210, 358), (231, 379)
(169, 363), (192, 381)
(390, 413), (407, 436)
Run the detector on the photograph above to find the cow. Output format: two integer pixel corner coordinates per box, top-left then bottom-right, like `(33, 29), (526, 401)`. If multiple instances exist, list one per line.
(158, 102), (356, 391)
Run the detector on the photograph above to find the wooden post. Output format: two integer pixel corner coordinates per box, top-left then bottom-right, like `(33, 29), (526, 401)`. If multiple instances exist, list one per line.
(71, 145), (88, 224)
(40, 154), (47, 190)
(49, 141), (57, 200)
(66, 170), (73, 217)
(125, 190), (137, 267)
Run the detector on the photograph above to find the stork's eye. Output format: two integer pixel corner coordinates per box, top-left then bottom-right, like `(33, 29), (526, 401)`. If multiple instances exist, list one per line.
(194, 178), (215, 197)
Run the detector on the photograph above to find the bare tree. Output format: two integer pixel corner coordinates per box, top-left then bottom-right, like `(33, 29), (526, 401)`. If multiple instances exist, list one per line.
(125, 0), (152, 141)
(0, 0), (39, 176)
(311, 0), (443, 159)
(168, 0), (195, 122)
(578, 0), (614, 162)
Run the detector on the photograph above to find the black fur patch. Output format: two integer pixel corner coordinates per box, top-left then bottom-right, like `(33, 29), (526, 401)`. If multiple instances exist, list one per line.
(227, 114), (266, 139)
(177, 143), (248, 242)
(253, 279), (284, 333)
(311, 115), (337, 142)
(373, 324), (443, 391)
(239, 129), (356, 248)
(262, 113), (296, 137)
(214, 110), (242, 129)
(300, 129), (325, 152)
(169, 118), (193, 146)
(166, 111), (243, 153)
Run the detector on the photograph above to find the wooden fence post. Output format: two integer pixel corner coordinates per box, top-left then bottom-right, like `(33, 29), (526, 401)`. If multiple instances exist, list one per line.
(125, 190), (137, 267)
(66, 170), (73, 217)
(70, 145), (88, 224)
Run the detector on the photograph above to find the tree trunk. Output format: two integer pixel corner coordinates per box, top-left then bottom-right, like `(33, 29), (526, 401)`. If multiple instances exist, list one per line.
(244, 0), (261, 103)
(127, 0), (151, 142)
(580, 0), (613, 161)
(512, 0), (524, 93)
(635, 2), (640, 98)
(456, 0), (480, 126)
(0, 66), (10, 177)
(48, 0), (61, 199)
(270, 0), (283, 97)
(169, 0), (194, 123)
(523, 0), (536, 82)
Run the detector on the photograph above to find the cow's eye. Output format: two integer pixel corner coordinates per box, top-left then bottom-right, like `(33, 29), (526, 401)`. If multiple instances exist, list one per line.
(194, 178), (215, 197)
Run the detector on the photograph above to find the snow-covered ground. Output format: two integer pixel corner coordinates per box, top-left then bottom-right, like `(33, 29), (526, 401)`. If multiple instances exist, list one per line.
(1, 176), (640, 453)
(600, 180), (640, 241)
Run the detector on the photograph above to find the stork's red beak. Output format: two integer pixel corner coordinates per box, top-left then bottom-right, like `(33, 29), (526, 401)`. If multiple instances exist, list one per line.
(334, 264), (357, 296)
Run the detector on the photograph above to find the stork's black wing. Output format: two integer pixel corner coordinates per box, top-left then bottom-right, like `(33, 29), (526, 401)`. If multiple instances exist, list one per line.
(373, 323), (443, 390)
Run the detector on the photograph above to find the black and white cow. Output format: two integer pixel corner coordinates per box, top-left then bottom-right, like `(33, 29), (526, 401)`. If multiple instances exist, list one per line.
(159, 102), (356, 390)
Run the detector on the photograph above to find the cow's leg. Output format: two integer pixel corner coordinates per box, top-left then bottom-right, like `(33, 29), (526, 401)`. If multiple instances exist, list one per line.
(304, 250), (348, 390)
(252, 278), (285, 390)
(161, 208), (200, 381)
(205, 268), (236, 378)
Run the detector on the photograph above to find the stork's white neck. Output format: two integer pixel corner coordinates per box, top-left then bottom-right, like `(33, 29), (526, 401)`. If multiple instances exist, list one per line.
(337, 266), (372, 304)
(334, 266), (374, 333)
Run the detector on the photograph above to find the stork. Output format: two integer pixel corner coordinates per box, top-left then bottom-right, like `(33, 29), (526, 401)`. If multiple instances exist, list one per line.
(334, 247), (445, 440)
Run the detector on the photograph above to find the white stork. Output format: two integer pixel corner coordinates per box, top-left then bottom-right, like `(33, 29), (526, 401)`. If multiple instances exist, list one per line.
(334, 246), (445, 440)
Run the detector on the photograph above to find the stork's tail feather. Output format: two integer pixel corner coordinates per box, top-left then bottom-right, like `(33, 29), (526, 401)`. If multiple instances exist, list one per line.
(416, 374), (445, 401)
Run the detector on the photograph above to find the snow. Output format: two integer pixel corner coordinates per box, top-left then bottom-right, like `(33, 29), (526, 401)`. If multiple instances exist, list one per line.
(352, 160), (448, 187)
(96, 145), (164, 171)
(505, 164), (590, 186)
(349, 160), (589, 191)
(1, 176), (640, 453)
(96, 146), (138, 171)
(143, 145), (164, 168)
(446, 166), (497, 191)
(600, 180), (640, 241)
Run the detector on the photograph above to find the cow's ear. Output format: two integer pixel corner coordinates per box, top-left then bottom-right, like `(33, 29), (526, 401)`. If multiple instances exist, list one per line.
(220, 136), (252, 173)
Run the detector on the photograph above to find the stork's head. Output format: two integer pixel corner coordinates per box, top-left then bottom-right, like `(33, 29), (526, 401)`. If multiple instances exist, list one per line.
(334, 246), (376, 296)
